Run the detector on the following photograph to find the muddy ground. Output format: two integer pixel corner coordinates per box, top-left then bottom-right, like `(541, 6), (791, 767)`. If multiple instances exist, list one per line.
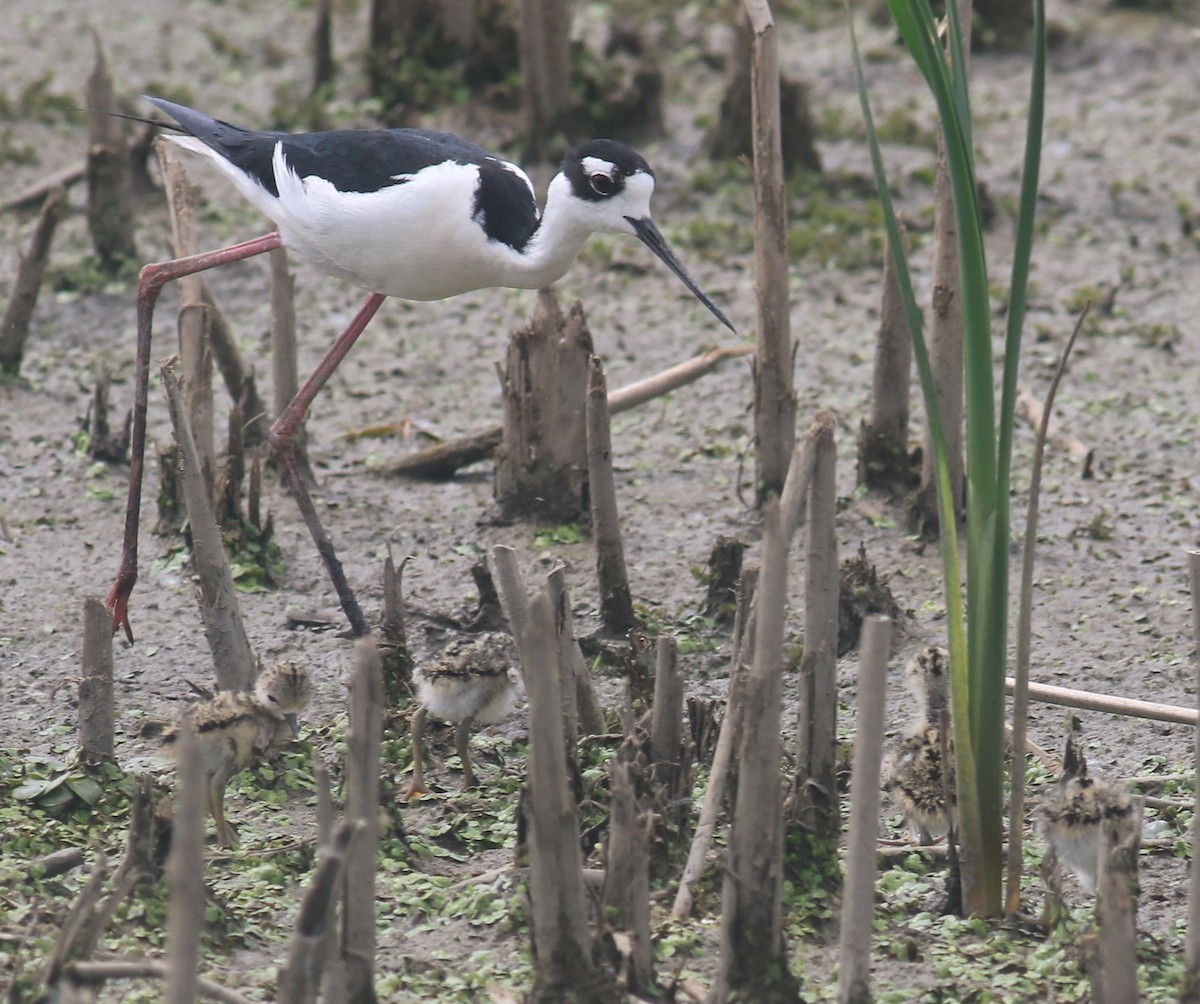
(3, 0), (1200, 1000)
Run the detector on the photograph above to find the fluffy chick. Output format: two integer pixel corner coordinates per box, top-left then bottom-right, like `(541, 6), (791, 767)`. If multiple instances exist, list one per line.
(162, 662), (313, 847)
(886, 647), (956, 844)
(406, 633), (517, 798)
(886, 722), (957, 843)
(1037, 736), (1136, 894)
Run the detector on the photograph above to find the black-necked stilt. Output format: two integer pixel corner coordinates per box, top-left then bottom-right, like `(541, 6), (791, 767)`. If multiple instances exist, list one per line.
(106, 97), (735, 641)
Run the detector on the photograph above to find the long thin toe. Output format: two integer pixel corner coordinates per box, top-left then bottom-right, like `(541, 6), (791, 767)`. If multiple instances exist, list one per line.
(105, 583), (135, 643)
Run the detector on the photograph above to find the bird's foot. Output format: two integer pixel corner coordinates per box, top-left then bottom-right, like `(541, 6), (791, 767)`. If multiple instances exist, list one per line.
(402, 780), (430, 802)
(105, 577), (136, 643)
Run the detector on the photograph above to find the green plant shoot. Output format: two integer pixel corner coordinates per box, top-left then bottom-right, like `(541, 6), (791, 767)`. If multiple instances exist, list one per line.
(849, 0), (1046, 914)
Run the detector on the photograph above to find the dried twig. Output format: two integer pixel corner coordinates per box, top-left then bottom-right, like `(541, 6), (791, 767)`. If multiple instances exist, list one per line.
(1006, 677), (1199, 726)
(64, 959), (255, 1004)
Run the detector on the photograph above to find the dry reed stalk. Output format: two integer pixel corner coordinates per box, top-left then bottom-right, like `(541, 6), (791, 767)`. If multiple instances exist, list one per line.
(342, 638), (383, 1002)
(1006, 307), (1087, 916)
(746, 0), (795, 504)
(166, 720), (205, 1004)
(79, 596), (115, 761)
(792, 413), (838, 841)
(715, 500), (797, 1000)
(837, 616), (892, 1004)
(0, 185), (65, 375)
(522, 591), (611, 1000)
(672, 565), (758, 919)
(279, 821), (360, 1004)
(161, 362), (256, 693)
(1182, 550), (1200, 1000)
(586, 355), (636, 634)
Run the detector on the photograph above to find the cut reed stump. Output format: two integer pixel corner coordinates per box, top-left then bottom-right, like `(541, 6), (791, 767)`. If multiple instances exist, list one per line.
(343, 639), (384, 1003)
(746, 0), (797, 504)
(85, 367), (132, 465)
(270, 242), (309, 472)
(165, 720), (205, 1004)
(79, 596), (115, 763)
(857, 224), (914, 490)
(495, 288), (592, 521)
(380, 546), (414, 705)
(161, 361), (256, 694)
(521, 590), (620, 1003)
(386, 343), (750, 479)
(85, 31), (137, 273)
(603, 760), (654, 994)
(518, 0), (573, 161)
(788, 412), (839, 848)
(0, 185), (65, 376)
(1087, 803), (1143, 1004)
(705, 5), (822, 176)
(703, 535), (746, 626)
(837, 616), (892, 1004)
(673, 564), (759, 919)
(714, 500), (800, 1001)
(158, 139), (216, 480)
(279, 821), (360, 1004)
(586, 355), (636, 635)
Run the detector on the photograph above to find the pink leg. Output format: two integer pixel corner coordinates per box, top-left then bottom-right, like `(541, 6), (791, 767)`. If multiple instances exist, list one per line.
(269, 292), (386, 638)
(107, 232), (283, 641)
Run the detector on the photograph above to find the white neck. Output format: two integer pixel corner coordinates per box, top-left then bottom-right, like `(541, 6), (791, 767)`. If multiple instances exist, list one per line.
(494, 174), (599, 290)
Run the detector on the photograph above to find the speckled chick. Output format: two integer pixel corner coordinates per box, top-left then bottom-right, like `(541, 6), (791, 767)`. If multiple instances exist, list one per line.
(406, 633), (517, 798)
(1037, 736), (1136, 894)
(886, 647), (956, 844)
(162, 662), (313, 847)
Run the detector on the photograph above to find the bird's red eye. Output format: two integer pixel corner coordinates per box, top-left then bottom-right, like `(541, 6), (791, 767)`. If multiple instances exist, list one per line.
(590, 173), (615, 196)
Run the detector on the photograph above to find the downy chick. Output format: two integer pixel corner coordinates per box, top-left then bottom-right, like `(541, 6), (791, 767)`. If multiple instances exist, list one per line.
(885, 646), (957, 843)
(162, 661), (313, 847)
(406, 633), (517, 799)
(1037, 734), (1136, 893)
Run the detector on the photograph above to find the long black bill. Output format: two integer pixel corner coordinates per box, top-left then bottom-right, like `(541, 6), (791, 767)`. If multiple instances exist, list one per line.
(627, 216), (736, 334)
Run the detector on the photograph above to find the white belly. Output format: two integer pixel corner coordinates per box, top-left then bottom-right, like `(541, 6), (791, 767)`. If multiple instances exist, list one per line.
(274, 161), (524, 299)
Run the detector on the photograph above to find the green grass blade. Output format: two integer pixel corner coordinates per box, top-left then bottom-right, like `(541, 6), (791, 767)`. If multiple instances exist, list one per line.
(997, 0), (1047, 495)
(848, 0), (977, 894)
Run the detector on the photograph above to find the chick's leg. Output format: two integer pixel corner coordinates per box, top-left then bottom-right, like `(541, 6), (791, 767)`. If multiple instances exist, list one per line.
(404, 706), (429, 800)
(455, 715), (477, 791)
